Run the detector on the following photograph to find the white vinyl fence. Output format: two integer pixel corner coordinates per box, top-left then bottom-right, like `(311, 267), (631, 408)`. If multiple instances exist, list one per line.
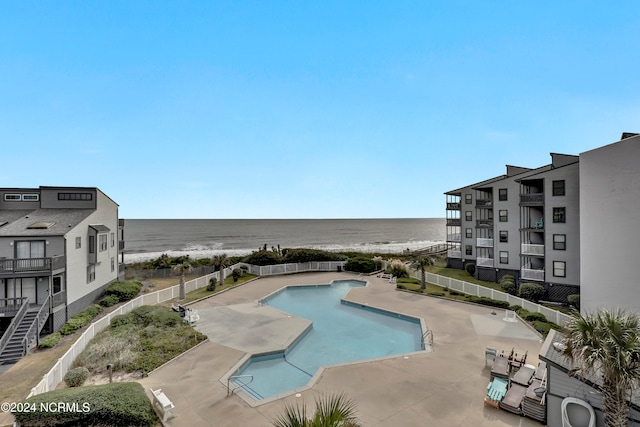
(27, 260), (345, 398)
(405, 268), (572, 327)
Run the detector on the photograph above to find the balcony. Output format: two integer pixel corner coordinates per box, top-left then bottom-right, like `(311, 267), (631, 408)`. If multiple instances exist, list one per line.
(476, 199), (493, 207)
(119, 240), (125, 251)
(446, 218), (461, 226)
(447, 233), (461, 242)
(0, 297), (28, 316)
(446, 202), (461, 210)
(477, 257), (494, 268)
(52, 291), (67, 308)
(447, 250), (462, 259)
(520, 193), (544, 206)
(521, 244), (545, 256)
(476, 219), (493, 228)
(0, 256), (65, 277)
(476, 238), (494, 247)
(521, 267), (545, 281)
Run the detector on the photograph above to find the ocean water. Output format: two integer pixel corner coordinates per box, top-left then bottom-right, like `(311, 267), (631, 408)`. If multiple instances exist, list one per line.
(123, 218), (445, 263)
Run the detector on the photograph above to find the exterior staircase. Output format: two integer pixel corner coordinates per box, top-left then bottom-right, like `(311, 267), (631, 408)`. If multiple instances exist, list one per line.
(0, 311), (38, 364)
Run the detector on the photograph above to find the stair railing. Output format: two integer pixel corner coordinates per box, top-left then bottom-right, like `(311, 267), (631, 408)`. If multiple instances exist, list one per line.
(22, 295), (51, 355)
(0, 297), (28, 357)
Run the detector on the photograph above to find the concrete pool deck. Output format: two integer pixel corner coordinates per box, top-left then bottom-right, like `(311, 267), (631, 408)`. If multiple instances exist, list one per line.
(139, 272), (545, 426)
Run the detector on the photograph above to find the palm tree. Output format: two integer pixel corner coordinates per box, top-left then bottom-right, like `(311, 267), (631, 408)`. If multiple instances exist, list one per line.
(211, 253), (228, 287)
(172, 261), (193, 300)
(271, 393), (359, 427)
(563, 308), (640, 427)
(412, 256), (434, 290)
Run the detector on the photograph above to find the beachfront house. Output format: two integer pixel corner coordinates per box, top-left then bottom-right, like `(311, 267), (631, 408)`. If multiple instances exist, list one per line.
(0, 186), (124, 363)
(445, 154), (581, 303)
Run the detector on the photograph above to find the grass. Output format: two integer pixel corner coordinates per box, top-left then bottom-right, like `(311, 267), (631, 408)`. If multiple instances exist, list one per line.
(425, 265), (502, 290)
(167, 273), (259, 305)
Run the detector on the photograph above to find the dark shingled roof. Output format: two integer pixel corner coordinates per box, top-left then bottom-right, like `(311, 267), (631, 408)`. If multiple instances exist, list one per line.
(0, 208), (94, 236)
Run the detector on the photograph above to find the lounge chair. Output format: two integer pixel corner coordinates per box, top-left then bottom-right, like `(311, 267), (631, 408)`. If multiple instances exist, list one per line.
(484, 377), (508, 409)
(509, 350), (528, 370)
(485, 347), (497, 366)
(491, 355), (510, 381)
(511, 363), (535, 386)
(500, 383), (528, 415)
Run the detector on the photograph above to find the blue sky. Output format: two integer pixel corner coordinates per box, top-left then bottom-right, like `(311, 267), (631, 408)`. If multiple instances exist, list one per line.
(2, 1), (638, 219)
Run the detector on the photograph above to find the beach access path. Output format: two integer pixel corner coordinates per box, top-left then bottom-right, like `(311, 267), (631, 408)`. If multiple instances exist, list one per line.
(139, 272), (544, 427)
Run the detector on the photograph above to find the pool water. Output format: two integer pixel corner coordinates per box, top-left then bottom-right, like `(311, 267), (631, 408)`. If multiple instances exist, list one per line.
(233, 280), (423, 400)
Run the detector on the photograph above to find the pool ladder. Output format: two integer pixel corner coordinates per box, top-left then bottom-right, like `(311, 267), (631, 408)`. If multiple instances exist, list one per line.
(227, 374), (254, 396)
(421, 329), (433, 348)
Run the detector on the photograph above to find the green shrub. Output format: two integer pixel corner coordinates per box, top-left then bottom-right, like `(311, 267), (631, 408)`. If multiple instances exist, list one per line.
(465, 263), (476, 277)
(532, 320), (562, 337)
(449, 290), (463, 296)
(428, 291), (445, 297)
(344, 256), (381, 273)
(129, 306), (181, 328)
(14, 382), (157, 427)
(386, 259), (409, 278)
(64, 366), (90, 387)
(242, 250), (283, 266)
(38, 332), (62, 349)
(207, 277), (217, 291)
(523, 312), (548, 322)
(99, 295), (120, 307)
(568, 294), (580, 310)
(105, 281), (142, 302)
(282, 248), (346, 263)
(509, 304), (523, 313)
(518, 282), (545, 302)
(231, 268), (243, 282)
(499, 275), (517, 295)
(467, 296), (510, 309)
(59, 305), (104, 335)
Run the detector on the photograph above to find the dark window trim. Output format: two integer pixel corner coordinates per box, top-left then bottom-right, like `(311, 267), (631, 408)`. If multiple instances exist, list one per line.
(498, 188), (508, 201)
(552, 180), (566, 196)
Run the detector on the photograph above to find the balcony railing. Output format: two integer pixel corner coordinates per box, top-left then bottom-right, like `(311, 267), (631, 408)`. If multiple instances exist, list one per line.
(521, 244), (545, 256)
(52, 291), (66, 308)
(520, 193), (544, 205)
(446, 218), (461, 226)
(476, 199), (493, 207)
(447, 250), (462, 259)
(477, 257), (494, 268)
(476, 238), (494, 247)
(119, 241), (125, 251)
(521, 267), (545, 281)
(447, 233), (461, 242)
(0, 256), (65, 275)
(446, 202), (461, 210)
(0, 297), (28, 315)
(476, 219), (493, 228)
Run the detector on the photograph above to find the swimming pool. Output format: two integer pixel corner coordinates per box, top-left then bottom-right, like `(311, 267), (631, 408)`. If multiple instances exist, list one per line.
(231, 279), (424, 401)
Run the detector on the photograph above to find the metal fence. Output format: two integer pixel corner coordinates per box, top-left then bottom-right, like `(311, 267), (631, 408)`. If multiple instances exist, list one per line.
(27, 260), (345, 398)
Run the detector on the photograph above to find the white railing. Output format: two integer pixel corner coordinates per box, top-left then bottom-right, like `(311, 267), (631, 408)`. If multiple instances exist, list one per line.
(521, 268), (545, 281)
(447, 233), (461, 242)
(447, 250), (461, 259)
(476, 238), (494, 247)
(521, 244), (545, 256)
(382, 261), (573, 328)
(27, 260), (345, 398)
(476, 257), (494, 268)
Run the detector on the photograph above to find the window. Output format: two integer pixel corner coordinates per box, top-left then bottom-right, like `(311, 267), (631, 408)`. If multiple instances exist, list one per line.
(58, 192), (92, 201)
(465, 245), (473, 255)
(22, 194), (39, 201)
(87, 265), (96, 283)
(553, 234), (566, 250)
(499, 231), (508, 243)
(111, 257), (115, 272)
(16, 240), (45, 258)
(53, 277), (63, 294)
(4, 194), (21, 201)
(465, 194), (472, 204)
(553, 207), (566, 223)
(99, 234), (108, 252)
(89, 235), (95, 254)
(110, 232), (115, 248)
(465, 211), (472, 221)
(498, 188), (508, 201)
(75, 237), (81, 249)
(552, 180), (565, 196)
(499, 210), (508, 222)
(553, 261), (566, 277)
(499, 251), (508, 264)
(465, 228), (473, 238)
